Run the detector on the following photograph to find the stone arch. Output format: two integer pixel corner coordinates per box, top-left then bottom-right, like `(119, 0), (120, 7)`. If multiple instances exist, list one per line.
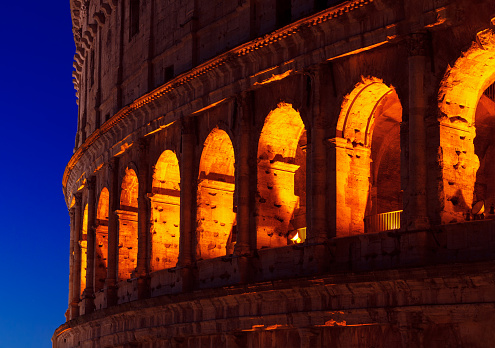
(150, 150), (181, 271)
(81, 203), (88, 296)
(118, 167), (138, 280)
(438, 28), (495, 223)
(333, 77), (402, 236)
(256, 102), (307, 248)
(95, 188), (109, 292)
(196, 127), (236, 260)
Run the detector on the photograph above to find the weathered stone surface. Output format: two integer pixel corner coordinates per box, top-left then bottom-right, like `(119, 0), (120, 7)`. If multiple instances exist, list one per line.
(56, 0), (495, 346)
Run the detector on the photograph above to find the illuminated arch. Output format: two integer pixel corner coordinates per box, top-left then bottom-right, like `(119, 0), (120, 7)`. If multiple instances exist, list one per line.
(256, 103), (307, 248)
(118, 167), (138, 280)
(334, 77), (402, 235)
(439, 29), (495, 125)
(150, 150), (180, 271)
(95, 188), (109, 292)
(337, 77), (399, 146)
(80, 204), (88, 296)
(438, 28), (495, 223)
(196, 127), (236, 260)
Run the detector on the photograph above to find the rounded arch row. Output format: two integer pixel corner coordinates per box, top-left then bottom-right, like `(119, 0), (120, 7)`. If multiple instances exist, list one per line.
(68, 70), (422, 316)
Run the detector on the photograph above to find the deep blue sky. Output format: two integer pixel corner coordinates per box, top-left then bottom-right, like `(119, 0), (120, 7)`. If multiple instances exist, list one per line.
(0, 2), (77, 347)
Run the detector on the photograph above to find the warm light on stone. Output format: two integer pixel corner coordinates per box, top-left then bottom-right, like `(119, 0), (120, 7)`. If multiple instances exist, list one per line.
(257, 103), (306, 248)
(197, 128), (236, 259)
(117, 168), (138, 281)
(55, 1), (495, 347)
(438, 28), (495, 223)
(150, 150), (181, 271)
(334, 77), (402, 235)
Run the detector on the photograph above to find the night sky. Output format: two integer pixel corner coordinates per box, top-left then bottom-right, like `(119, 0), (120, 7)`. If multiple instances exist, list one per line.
(0, 2), (77, 347)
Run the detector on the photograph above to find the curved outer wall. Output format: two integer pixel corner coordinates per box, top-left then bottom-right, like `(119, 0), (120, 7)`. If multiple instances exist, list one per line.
(55, 0), (495, 347)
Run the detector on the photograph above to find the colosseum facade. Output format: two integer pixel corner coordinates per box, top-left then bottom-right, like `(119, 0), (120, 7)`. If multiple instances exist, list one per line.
(54, 0), (495, 347)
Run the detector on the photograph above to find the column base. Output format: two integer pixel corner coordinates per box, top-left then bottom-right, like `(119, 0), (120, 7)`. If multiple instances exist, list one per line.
(104, 284), (118, 308)
(81, 291), (95, 315)
(69, 301), (80, 320)
(405, 216), (430, 231)
(235, 254), (255, 284)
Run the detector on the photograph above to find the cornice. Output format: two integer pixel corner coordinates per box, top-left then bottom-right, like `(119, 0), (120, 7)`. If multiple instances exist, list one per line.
(63, 0), (374, 196)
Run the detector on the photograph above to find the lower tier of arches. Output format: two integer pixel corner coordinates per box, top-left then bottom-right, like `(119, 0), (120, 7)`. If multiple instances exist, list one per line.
(56, 220), (495, 348)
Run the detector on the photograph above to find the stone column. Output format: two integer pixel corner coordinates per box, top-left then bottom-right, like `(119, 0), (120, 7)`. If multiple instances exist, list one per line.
(178, 117), (196, 290)
(307, 70), (328, 243)
(83, 176), (96, 314)
(234, 95), (255, 284)
(70, 192), (82, 319)
(137, 138), (151, 299)
(105, 157), (119, 307)
(66, 207), (75, 321)
(407, 33), (430, 230)
(235, 95), (253, 255)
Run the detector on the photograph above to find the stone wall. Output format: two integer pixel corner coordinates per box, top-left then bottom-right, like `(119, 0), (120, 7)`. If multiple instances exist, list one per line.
(58, 0), (495, 346)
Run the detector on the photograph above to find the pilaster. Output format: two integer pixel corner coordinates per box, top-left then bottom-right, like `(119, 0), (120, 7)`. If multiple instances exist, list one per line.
(178, 117), (197, 290)
(406, 32), (430, 230)
(70, 192), (83, 319)
(105, 157), (119, 307)
(66, 207), (76, 321)
(83, 176), (96, 314)
(137, 138), (151, 299)
(234, 94), (254, 256)
(307, 68), (328, 243)
(234, 94), (256, 284)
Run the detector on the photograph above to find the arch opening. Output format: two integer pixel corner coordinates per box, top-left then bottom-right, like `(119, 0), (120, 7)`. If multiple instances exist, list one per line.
(196, 128), (236, 260)
(438, 28), (495, 223)
(256, 103), (307, 248)
(473, 83), (495, 213)
(335, 77), (402, 235)
(150, 150), (181, 271)
(95, 188), (109, 292)
(117, 168), (138, 280)
(80, 204), (88, 297)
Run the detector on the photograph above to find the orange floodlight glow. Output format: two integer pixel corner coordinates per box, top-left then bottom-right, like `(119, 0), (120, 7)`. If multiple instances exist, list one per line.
(197, 128), (236, 259)
(290, 232), (301, 244)
(257, 103), (307, 248)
